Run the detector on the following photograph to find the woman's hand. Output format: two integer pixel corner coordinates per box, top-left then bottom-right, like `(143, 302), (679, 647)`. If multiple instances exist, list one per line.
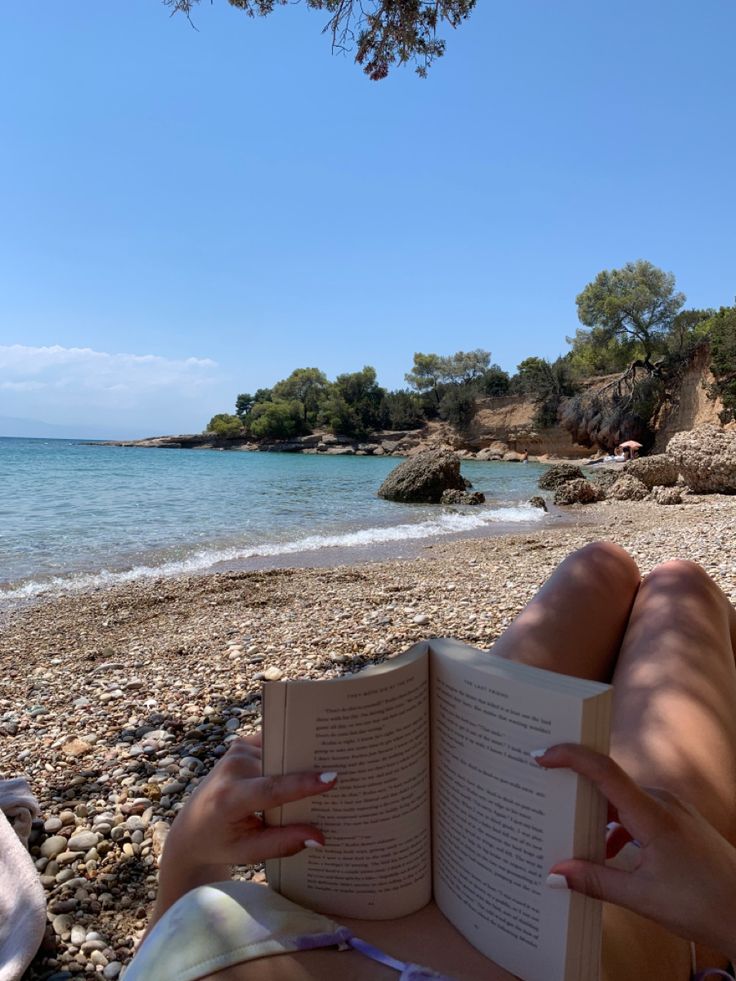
(536, 744), (736, 965)
(149, 732), (335, 928)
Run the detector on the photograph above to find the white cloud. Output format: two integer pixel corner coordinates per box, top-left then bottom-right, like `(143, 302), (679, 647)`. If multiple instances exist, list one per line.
(0, 344), (224, 437)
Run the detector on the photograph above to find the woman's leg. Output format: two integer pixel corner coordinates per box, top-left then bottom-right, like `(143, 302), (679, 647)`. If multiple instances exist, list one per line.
(602, 560), (736, 979)
(490, 540), (641, 681)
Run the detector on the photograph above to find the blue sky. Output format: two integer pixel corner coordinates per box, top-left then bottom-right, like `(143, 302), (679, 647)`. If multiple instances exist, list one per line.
(1, 0), (735, 438)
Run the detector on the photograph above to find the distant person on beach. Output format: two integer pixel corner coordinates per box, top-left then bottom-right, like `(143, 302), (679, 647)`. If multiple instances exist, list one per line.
(521, 448), (529, 463)
(128, 542), (736, 981)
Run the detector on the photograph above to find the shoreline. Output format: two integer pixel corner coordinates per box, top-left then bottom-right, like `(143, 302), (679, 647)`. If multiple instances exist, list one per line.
(3, 494), (735, 979)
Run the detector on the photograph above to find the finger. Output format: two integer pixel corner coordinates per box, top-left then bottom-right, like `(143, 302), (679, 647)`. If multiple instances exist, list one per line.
(548, 859), (642, 910)
(242, 731), (262, 748)
(536, 745), (664, 843)
(238, 825), (325, 864)
(231, 771), (337, 812)
(606, 822), (636, 860)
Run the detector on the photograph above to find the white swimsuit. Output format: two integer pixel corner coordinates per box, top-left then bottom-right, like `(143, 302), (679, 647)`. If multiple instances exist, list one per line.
(125, 881), (456, 981)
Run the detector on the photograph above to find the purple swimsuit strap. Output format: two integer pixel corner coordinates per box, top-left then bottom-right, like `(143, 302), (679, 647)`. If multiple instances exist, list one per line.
(347, 936), (458, 980)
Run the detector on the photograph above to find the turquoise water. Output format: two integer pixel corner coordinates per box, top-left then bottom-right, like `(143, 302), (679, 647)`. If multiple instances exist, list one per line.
(0, 437), (549, 604)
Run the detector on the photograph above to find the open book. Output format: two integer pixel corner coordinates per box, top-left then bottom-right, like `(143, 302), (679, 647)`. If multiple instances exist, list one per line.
(263, 639), (611, 981)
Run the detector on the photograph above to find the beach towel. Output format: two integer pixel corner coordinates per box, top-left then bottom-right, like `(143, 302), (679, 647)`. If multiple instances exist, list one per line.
(0, 779), (46, 981)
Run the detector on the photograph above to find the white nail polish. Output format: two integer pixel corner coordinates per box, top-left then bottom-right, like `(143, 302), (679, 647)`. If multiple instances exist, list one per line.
(546, 873), (568, 889)
(304, 839), (323, 848)
(530, 749), (548, 761)
(320, 771), (337, 783)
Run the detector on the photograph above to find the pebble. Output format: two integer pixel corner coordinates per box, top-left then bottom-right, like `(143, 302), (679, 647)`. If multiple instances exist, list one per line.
(262, 666), (284, 681)
(68, 832), (98, 851)
(41, 836), (69, 859)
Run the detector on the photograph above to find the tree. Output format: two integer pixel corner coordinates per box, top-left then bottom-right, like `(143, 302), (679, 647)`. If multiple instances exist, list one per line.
(380, 390), (425, 430)
(164, 0), (477, 80)
(477, 363), (510, 396)
(576, 260), (686, 366)
(405, 353), (447, 404)
(235, 392), (255, 418)
(206, 413), (244, 437)
(272, 367), (328, 424)
(442, 349), (491, 385)
(514, 356), (580, 427)
(705, 306), (736, 422)
(321, 365), (387, 437)
(248, 399), (306, 439)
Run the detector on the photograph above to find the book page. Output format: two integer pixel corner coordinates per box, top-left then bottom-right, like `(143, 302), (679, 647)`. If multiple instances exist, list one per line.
(429, 640), (609, 981)
(263, 645), (432, 919)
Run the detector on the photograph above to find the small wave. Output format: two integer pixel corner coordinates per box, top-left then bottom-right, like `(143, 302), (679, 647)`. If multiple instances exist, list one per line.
(0, 503), (544, 604)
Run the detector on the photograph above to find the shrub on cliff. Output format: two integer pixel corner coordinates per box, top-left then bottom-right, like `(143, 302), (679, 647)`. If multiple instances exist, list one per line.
(248, 400), (306, 440)
(705, 306), (736, 422)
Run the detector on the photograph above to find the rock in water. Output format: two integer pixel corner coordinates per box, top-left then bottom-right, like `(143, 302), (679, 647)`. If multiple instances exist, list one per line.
(624, 454), (679, 489)
(528, 496), (548, 511)
(377, 449), (467, 503)
(666, 426), (736, 494)
(538, 464), (584, 491)
(440, 489), (486, 505)
(553, 479), (604, 505)
(607, 474), (650, 501)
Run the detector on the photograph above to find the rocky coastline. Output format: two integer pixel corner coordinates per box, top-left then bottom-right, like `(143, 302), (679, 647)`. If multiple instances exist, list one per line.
(2, 493), (736, 979)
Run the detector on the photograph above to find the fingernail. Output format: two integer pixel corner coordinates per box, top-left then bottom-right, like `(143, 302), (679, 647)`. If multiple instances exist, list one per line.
(530, 749), (548, 762)
(304, 839), (323, 848)
(319, 771), (337, 783)
(546, 873), (568, 890)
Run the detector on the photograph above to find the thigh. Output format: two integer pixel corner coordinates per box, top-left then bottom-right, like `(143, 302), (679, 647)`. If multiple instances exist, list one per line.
(203, 903), (519, 981)
(604, 560), (736, 979)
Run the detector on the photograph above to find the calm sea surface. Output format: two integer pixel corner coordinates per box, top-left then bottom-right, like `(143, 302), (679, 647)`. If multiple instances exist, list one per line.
(0, 437), (552, 605)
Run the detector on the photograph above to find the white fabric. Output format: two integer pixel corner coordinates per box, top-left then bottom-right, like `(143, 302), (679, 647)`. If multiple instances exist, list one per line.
(0, 779), (46, 981)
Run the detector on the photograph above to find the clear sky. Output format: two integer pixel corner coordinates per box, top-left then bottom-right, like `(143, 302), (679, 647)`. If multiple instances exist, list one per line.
(1, 0), (735, 438)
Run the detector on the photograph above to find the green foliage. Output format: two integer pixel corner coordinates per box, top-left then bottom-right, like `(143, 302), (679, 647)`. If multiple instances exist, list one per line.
(206, 413), (244, 438)
(321, 365), (387, 438)
(514, 356), (581, 427)
(404, 353), (447, 403)
(477, 364), (510, 396)
(164, 0), (476, 80)
(272, 367), (328, 424)
(566, 328), (643, 376)
(664, 309), (714, 360)
(438, 386), (477, 429)
(380, 390), (425, 430)
(248, 400), (306, 439)
(705, 306), (736, 421)
(442, 349), (492, 384)
(576, 260), (686, 362)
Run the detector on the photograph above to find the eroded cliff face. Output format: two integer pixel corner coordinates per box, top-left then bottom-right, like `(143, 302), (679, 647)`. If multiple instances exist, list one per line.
(653, 346), (731, 452)
(462, 396), (593, 458)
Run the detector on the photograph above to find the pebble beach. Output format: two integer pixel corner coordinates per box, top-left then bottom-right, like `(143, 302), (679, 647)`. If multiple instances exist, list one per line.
(2, 494), (736, 980)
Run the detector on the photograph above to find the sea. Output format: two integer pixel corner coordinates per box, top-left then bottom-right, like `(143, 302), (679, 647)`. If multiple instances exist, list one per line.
(0, 437), (555, 608)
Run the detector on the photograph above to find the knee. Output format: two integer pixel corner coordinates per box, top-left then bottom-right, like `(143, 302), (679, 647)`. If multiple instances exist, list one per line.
(645, 559), (725, 605)
(572, 541), (641, 590)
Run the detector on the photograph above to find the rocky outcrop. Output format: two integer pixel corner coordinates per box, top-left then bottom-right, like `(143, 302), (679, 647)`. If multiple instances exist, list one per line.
(538, 464), (585, 491)
(607, 474), (650, 501)
(624, 454), (679, 489)
(377, 449), (467, 503)
(587, 467), (621, 492)
(666, 425), (736, 494)
(528, 496), (548, 511)
(440, 489), (486, 505)
(650, 485), (684, 506)
(553, 479), (604, 506)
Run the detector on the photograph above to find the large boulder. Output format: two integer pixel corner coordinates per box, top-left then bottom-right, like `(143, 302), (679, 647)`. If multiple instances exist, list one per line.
(553, 479), (604, 506)
(440, 489), (486, 505)
(538, 463), (585, 491)
(377, 449), (467, 503)
(607, 473), (650, 501)
(666, 426), (736, 494)
(624, 454), (679, 489)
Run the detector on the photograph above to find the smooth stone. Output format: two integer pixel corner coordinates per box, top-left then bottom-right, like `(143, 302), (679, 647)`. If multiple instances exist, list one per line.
(52, 914), (73, 937)
(70, 925), (86, 946)
(44, 817), (63, 833)
(262, 666), (284, 681)
(41, 836), (69, 859)
(68, 832), (98, 851)
(103, 964), (122, 980)
(413, 614), (430, 625)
